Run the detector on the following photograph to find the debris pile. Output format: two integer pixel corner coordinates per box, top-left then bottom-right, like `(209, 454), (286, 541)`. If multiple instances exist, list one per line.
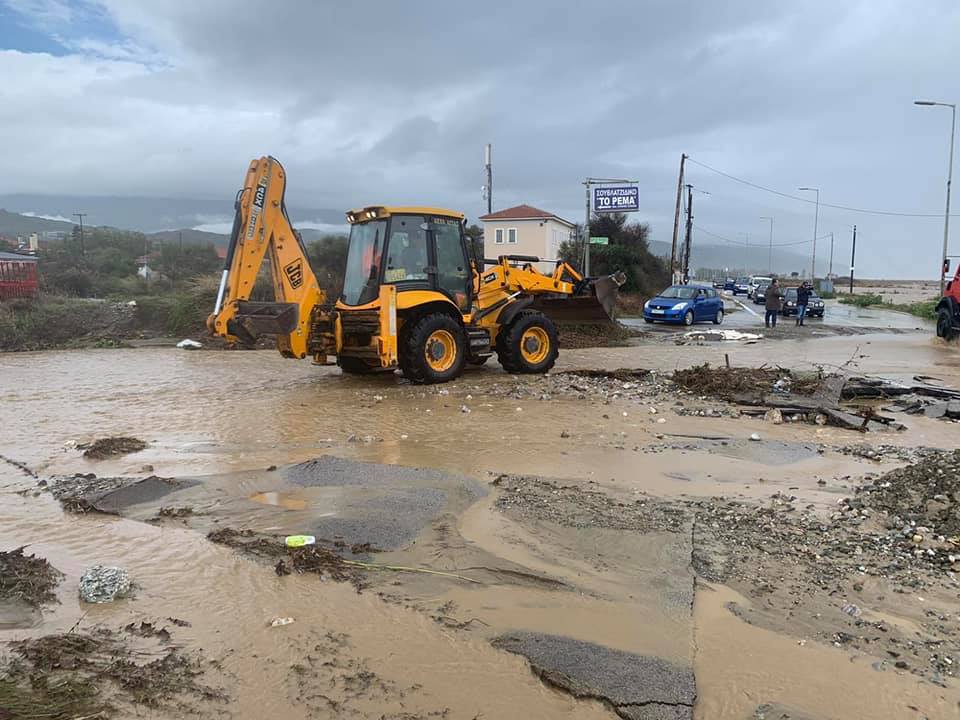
(0, 626), (224, 717)
(0, 547), (63, 607)
(79, 436), (147, 459)
(857, 449), (960, 535)
(672, 364), (824, 399)
(492, 474), (687, 534)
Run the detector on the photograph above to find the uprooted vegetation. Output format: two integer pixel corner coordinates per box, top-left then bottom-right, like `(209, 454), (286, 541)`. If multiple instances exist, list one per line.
(207, 528), (364, 587)
(0, 625), (225, 718)
(671, 364), (826, 399)
(0, 547), (63, 608)
(80, 436), (147, 460)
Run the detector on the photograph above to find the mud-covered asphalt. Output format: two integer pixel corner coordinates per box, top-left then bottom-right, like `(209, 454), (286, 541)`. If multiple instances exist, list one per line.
(1, 312), (960, 720)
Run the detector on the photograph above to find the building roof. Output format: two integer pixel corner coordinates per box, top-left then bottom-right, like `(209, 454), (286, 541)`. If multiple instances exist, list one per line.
(479, 204), (575, 227)
(0, 251), (37, 262)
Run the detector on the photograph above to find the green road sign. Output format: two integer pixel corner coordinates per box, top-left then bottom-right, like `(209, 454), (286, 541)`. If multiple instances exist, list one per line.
(590, 236), (609, 245)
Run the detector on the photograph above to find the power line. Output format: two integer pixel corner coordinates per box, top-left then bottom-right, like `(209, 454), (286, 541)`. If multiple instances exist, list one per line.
(687, 157), (956, 218)
(693, 223), (822, 247)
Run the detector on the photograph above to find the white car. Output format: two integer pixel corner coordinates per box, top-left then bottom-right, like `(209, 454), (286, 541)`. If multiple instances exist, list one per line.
(748, 276), (772, 299)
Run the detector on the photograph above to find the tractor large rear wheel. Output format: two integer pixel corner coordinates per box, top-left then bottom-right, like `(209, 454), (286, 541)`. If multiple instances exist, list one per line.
(338, 356), (376, 375)
(497, 311), (559, 374)
(400, 313), (468, 384)
(937, 307), (959, 341)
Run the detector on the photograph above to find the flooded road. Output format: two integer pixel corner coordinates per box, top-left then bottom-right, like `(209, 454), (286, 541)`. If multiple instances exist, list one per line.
(2, 329), (959, 719)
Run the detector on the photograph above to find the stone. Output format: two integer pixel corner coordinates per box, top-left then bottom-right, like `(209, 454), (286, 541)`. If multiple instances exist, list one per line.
(79, 565), (131, 604)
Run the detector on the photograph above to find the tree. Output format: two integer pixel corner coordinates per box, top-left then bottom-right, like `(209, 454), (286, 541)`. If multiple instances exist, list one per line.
(559, 213), (667, 296)
(306, 234), (349, 299)
(464, 224), (483, 262)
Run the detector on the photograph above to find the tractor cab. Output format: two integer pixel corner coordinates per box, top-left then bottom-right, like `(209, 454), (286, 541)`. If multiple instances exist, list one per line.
(341, 207), (471, 313)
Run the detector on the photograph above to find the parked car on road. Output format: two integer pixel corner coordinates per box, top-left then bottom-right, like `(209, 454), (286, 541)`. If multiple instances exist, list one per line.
(644, 285), (724, 326)
(748, 276), (772, 299)
(781, 288), (825, 317)
(723, 277), (736, 292)
(733, 277), (751, 295)
(753, 284), (770, 305)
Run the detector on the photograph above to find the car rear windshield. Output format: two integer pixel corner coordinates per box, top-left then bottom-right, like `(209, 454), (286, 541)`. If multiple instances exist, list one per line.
(658, 286), (699, 299)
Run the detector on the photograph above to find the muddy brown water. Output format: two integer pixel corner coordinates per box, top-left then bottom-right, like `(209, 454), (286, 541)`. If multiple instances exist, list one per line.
(2, 334), (959, 718)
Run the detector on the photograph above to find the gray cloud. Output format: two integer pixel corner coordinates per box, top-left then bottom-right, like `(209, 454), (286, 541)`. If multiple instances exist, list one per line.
(1, 0), (959, 276)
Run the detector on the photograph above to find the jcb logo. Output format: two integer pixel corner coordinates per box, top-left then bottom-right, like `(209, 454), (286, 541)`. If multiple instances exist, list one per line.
(284, 259), (304, 289)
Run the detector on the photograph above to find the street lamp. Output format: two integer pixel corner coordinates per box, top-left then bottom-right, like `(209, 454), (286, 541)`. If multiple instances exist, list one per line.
(760, 217), (774, 273)
(914, 100), (956, 295)
(798, 187), (820, 280)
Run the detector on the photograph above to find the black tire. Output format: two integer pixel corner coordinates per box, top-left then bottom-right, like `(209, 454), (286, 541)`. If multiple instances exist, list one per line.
(400, 313), (468, 384)
(497, 311), (559, 374)
(683, 310), (694, 326)
(713, 309), (724, 325)
(339, 356), (375, 375)
(643, 317), (654, 324)
(937, 307), (959, 341)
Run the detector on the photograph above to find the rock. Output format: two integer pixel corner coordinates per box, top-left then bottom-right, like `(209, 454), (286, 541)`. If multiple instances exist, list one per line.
(79, 565), (131, 603)
(560, 431), (571, 438)
(749, 433), (762, 442)
(764, 409), (783, 425)
(814, 413), (828, 426)
(841, 602), (861, 618)
(176, 339), (202, 350)
(925, 403), (949, 419)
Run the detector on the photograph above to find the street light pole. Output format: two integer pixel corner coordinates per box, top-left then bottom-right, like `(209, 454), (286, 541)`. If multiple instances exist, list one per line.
(914, 100), (956, 295)
(798, 187), (819, 280)
(829, 231), (834, 277)
(760, 216), (773, 273)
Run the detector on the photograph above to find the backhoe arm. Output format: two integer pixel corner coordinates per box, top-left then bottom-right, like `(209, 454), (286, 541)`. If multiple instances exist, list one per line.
(207, 156), (326, 359)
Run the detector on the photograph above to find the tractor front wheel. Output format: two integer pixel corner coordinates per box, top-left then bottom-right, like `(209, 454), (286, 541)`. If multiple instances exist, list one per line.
(497, 311), (559, 374)
(400, 313), (468, 384)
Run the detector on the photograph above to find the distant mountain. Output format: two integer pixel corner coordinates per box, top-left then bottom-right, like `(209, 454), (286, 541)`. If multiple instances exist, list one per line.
(146, 228), (228, 247)
(0, 194), (342, 234)
(648, 239), (812, 277)
(0, 208), (75, 236)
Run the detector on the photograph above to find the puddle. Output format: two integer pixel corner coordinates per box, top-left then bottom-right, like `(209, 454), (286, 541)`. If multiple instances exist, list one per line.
(248, 491), (308, 510)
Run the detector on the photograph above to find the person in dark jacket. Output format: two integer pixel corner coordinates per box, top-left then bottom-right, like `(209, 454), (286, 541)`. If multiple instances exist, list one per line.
(796, 282), (812, 326)
(764, 279), (783, 328)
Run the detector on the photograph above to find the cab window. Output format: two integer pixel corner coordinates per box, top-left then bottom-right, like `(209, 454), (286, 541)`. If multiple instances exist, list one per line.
(384, 216), (429, 283)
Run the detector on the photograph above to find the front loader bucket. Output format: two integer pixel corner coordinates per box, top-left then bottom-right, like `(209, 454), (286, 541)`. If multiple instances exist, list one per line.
(531, 271), (626, 324)
(228, 301), (299, 345)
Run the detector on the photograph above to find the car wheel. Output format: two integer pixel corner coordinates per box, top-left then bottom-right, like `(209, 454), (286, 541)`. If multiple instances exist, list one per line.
(937, 308), (959, 341)
(683, 310), (694, 326)
(713, 309), (723, 325)
(644, 317), (654, 324)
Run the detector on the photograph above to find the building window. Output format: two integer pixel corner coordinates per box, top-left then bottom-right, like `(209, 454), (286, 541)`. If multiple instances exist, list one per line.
(507, 228), (517, 244)
(495, 228), (504, 244)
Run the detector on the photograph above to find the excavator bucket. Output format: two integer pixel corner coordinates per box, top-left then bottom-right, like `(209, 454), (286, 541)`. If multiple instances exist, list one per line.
(531, 271), (626, 324)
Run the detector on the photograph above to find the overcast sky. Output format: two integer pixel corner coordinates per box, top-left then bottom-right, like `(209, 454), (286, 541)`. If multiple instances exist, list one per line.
(2, 0), (959, 277)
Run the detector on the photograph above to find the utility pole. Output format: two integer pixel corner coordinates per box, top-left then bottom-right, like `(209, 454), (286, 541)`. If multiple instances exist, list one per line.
(914, 101), (955, 295)
(670, 154), (687, 283)
(828, 231), (834, 277)
(72, 213), (86, 256)
(798, 187), (820, 282)
(178, 230), (183, 252)
(849, 225), (857, 294)
(682, 184), (693, 283)
(484, 144), (493, 215)
(760, 217), (774, 274)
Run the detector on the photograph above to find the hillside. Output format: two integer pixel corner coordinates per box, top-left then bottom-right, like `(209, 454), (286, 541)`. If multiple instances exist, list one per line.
(0, 209), (74, 236)
(146, 228), (228, 247)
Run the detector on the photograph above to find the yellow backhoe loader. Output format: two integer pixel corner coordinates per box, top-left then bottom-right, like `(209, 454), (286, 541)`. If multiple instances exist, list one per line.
(207, 156), (624, 384)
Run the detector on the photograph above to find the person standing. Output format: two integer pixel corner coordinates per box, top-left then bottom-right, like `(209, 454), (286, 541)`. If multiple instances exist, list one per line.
(764, 278), (783, 328)
(796, 281), (812, 326)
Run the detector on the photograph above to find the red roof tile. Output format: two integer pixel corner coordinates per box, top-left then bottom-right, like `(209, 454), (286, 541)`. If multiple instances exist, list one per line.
(479, 204), (573, 225)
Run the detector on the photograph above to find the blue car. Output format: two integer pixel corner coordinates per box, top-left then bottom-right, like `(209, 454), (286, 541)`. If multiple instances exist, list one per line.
(643, 285), (724, 326)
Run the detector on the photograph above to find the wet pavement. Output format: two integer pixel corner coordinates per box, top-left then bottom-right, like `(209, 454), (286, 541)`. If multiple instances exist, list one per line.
(1, 318), (960, 719)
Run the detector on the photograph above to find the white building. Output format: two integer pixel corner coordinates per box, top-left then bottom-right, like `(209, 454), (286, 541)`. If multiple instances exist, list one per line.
(479, 204), (576, 270)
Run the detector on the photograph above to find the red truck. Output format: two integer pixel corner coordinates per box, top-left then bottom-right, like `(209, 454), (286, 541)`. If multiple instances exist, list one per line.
(937, 259), (960, 340)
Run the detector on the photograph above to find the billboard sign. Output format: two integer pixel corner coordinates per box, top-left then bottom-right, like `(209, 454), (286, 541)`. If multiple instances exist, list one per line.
(593, 185), (639, 213)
